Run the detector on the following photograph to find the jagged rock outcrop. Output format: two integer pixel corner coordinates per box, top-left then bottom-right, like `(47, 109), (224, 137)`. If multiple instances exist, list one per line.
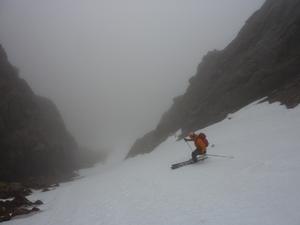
(0, 44), (79, 181)
(127, 0), (300, 158)
(0, 192), (42, 222)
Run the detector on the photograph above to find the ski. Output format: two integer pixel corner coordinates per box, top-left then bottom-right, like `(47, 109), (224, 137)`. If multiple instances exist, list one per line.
(171, 159), (194, 170)
(171, 156), (207, 170)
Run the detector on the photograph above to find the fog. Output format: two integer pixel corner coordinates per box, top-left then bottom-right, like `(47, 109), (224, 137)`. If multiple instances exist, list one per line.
(0, 0), (264, 155)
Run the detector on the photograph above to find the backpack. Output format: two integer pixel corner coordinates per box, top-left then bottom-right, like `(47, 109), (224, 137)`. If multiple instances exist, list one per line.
(198, 133), (209, 147)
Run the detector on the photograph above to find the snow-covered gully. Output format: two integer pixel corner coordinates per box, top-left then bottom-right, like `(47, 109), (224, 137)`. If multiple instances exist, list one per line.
(6, 101), (300, 225)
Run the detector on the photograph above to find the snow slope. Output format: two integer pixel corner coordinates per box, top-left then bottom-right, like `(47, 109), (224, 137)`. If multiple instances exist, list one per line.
(5, 101), (300, 225)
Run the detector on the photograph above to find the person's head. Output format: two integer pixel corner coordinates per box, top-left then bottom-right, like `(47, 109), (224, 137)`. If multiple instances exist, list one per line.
(199, 133), (206, 137)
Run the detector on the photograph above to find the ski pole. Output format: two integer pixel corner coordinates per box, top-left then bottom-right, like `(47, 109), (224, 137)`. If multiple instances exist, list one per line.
(206, 154), (234, 159)
(184, 139), (193, 151)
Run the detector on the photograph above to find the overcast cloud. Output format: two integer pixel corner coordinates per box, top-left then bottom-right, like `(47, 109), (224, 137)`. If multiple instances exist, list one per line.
(0, 0), (264, 156)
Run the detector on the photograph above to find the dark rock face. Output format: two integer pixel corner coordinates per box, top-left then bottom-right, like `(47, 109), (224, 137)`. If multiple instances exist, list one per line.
(0, 182), (31, 199)
(127, 0), (300, 158)
(0, 44), (78, 181)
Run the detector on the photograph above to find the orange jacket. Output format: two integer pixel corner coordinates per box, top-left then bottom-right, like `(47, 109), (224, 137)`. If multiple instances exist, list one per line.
(194, 135), (207, 153)
(186, 134), (207, 154)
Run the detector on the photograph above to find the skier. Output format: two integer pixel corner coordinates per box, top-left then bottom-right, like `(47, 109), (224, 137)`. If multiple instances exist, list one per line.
(184, 132), (209, 162)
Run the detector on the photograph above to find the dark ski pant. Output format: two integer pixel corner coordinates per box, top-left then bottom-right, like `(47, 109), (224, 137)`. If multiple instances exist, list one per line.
(192, 149), (206, 162)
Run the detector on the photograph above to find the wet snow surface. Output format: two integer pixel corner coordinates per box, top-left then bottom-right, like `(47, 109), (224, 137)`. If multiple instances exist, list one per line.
(6, 101), (300, 225)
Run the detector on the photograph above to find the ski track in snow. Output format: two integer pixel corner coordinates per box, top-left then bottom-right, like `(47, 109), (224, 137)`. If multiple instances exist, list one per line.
(5, 101), (300, 225)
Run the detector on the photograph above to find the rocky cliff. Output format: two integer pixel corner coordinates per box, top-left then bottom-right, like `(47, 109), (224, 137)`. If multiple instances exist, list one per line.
(0, 44), (79, 181)
(127, 0), (300, 158)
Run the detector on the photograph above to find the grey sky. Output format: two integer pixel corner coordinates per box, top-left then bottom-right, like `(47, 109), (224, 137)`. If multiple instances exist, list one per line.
(0, 0), (264, 155)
